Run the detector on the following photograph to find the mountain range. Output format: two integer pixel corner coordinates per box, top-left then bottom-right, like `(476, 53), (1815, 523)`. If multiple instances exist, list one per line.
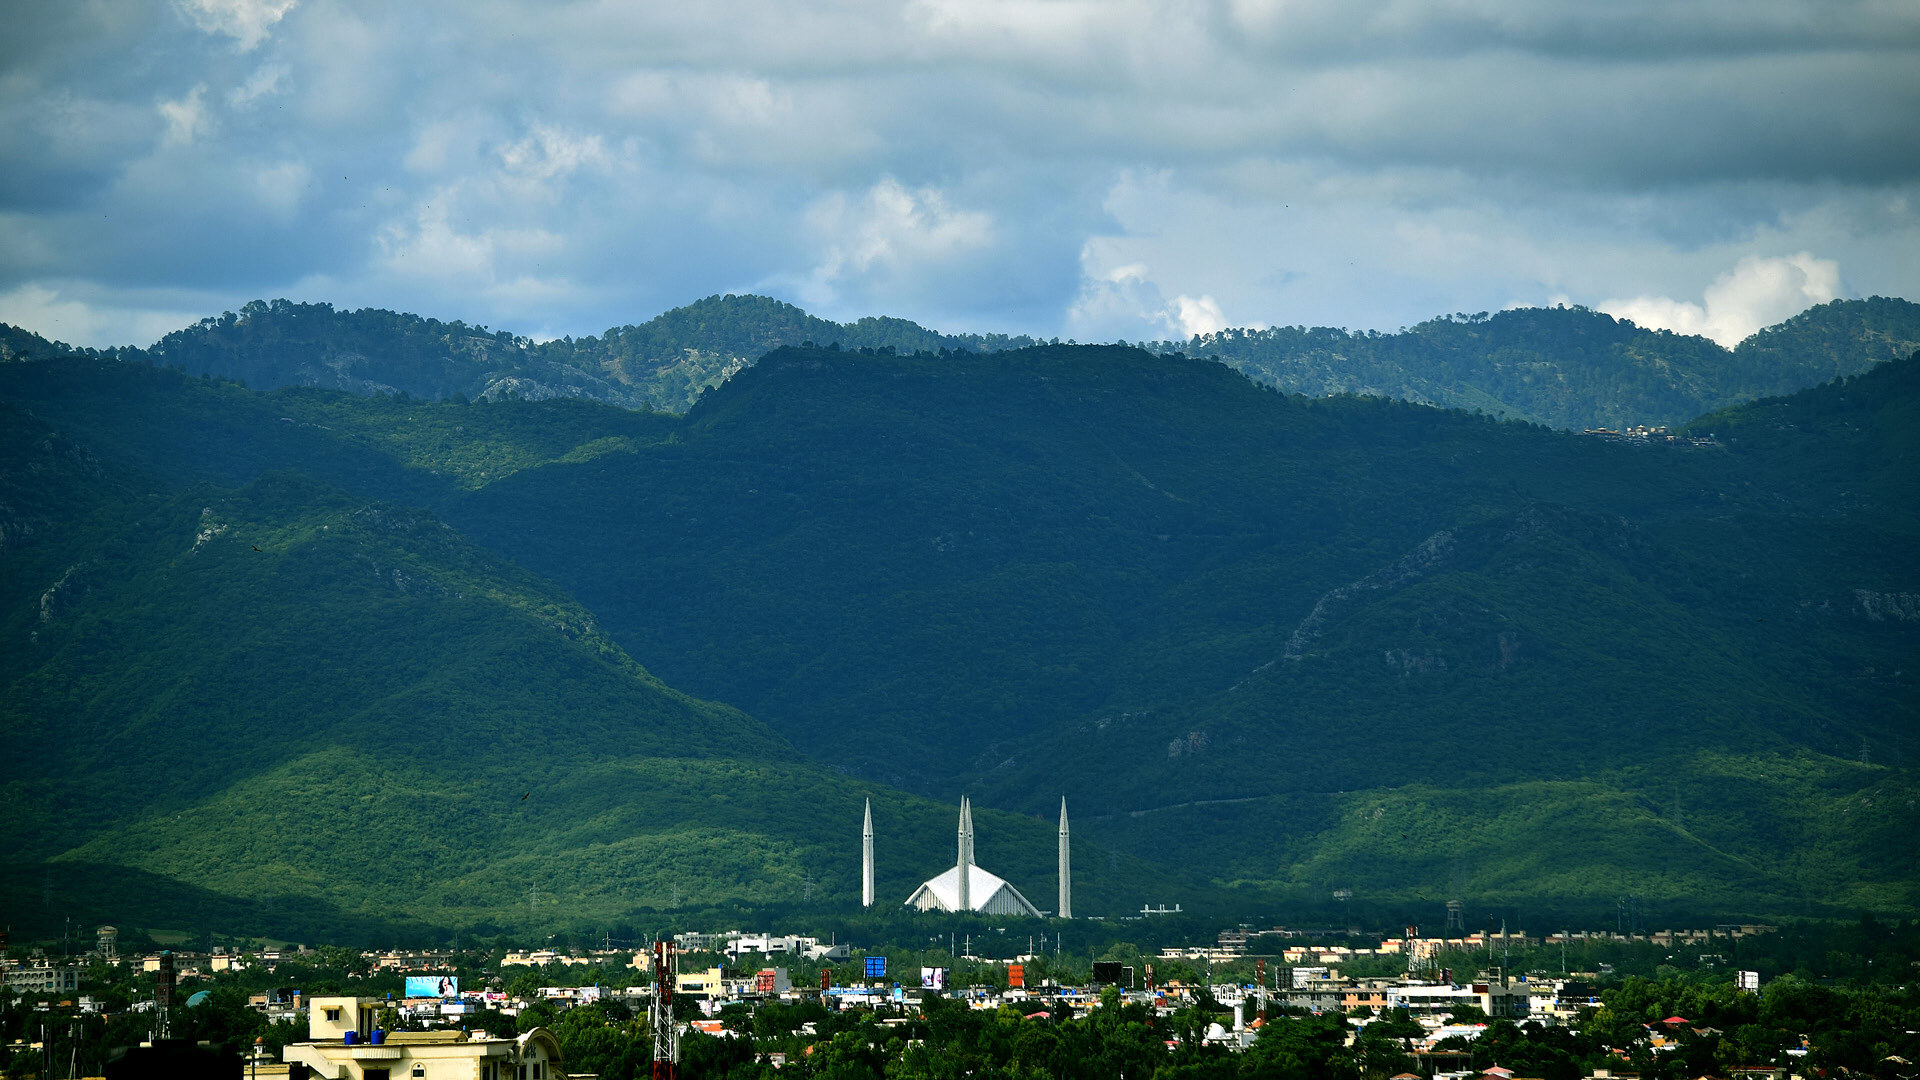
(28, 293), (1918, 429)
(1, 296), (1914, 941)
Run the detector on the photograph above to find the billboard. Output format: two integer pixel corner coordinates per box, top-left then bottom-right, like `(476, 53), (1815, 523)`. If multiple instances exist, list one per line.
(864, 956), (887, 979)
(1092, 962), (1133, 988)
(920, 967), (947, 991)
(1008, 965), (1024, 989)
(1737, 970), (1760, 992)
(405, 976), (460, 999)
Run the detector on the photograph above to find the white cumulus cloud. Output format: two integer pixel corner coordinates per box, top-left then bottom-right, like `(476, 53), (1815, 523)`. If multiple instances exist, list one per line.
(1069, 257), (1237, 342)
(803, 178), (994, 300)
(1600, 253), (1842, 348)
(176, 0), (299, 50)
(158, 85), (210, 146)
(1168, 294), (1228, 338)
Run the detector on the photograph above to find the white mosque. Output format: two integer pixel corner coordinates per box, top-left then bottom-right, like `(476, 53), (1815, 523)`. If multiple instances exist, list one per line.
(863, 795), (1071, 918)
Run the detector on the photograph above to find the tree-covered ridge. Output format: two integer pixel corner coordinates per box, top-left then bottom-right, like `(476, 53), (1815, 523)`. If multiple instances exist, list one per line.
(555, 293), (1041, 410)
(1165, 297), (1920, 429)
(0, 357), (1182, 936)
(4, 294), (1914, 425)
(46, 294), (1041, 414)
(446, 344), (1916, 915)
(1, 343), (1914, 934)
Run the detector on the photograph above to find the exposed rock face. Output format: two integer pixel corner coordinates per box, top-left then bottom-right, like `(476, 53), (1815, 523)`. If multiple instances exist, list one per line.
(1281, 529), (1457, 662)
(39, 563), (87, 623)
(1854, 590), (1920, 622)
(1166, 730), (1211, 758)
(1384, 648), (1447, 675)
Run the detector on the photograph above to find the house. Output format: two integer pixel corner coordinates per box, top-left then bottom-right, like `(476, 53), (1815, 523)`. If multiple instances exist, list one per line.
(282, 996), (563, 1080)
(2, 962), (81, 995)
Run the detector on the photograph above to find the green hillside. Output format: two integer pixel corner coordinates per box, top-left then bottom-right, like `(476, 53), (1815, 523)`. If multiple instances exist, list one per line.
(1, 341), (1914, 935)
(125, 295), (1039, 414)
(436, 345), (1917, 915)
(1169, 297), (1920, 429)
(0, 362), (1169, 939)
(12, 294), (1915, 427)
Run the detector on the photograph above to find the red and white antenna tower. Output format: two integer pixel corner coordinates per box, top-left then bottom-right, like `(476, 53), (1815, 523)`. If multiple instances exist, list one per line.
(650, 939), (678, 1080)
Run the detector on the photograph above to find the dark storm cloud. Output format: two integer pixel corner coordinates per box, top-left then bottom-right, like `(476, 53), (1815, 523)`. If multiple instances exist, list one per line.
(1, 0), (1915, 348)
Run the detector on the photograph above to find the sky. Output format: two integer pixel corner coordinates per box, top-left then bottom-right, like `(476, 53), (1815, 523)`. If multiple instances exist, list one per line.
(1, 0), (1917, 350)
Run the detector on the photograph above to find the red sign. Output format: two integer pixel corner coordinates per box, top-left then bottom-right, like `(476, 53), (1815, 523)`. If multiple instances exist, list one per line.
(820, 970), (832, 991)
(1008, 965), (1024, 988)
(755, 971), (776, 993)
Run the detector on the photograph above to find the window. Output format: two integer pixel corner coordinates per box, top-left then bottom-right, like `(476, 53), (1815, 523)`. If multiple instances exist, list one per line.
(325, 1008), (342, 1022)
(364, 1071), (390, 1080)
(412, 1067), (426, 1078)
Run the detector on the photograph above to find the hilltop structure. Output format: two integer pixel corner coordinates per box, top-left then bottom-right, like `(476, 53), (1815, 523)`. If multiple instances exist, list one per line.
(862, 798), (875, 909)
(905, 797), (1044, 917)
(1058, 798), (1072, 919)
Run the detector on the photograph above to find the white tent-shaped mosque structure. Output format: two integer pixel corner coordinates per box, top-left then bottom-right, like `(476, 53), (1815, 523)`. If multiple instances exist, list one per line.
(904, 797), (1044, 917)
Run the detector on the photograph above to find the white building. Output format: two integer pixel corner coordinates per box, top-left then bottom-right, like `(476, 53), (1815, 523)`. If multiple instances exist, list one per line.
(2, 962), (81, 995)
(904, 797), (1044, 917)
(284, 996), (564, 1080)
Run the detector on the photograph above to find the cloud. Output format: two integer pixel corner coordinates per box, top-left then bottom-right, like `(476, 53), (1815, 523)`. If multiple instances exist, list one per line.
(1, 0), (1917, 347)
(1169, 294), (1228, 338)
(802, 178), (994, 302)
(226, 63), (288, 109)
(0, 282), (208, 349)
(176, 0), (298, 50)
(1068, 260), (1237, 342)
(157, 85), (209, 146)
(1600, 253), (1842, 348)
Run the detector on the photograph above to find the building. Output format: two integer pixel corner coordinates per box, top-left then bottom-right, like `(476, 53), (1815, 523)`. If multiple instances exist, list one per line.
(3, 962), (81, 995)
(1388, 980), (1531, 1019)
(283, 996), (563, 1080)
(904, 797), (1044, 917)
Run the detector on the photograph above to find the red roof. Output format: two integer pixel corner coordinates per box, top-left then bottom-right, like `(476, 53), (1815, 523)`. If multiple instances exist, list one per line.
(1663, 1016), (1690, 1025)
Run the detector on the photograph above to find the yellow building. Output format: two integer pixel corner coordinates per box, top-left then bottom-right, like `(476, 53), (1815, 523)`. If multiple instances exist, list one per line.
(675, 966), (729, 999)
(284, 996), (564, 1080)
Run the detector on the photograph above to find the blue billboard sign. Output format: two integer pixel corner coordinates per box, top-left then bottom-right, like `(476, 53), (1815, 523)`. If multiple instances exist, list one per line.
(405, 976), (459, 998)
(863, 956), (887, 978)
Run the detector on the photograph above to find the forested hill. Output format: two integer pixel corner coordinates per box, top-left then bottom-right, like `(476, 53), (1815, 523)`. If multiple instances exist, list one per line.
(1, 340), (1914, 935)
(2, 294), (1914, 426)
(88, 295), (1041, 414)
(1164, 297), (1920, 430)
(0, 356), (1168, 938)
(441, 343), (1917, 917)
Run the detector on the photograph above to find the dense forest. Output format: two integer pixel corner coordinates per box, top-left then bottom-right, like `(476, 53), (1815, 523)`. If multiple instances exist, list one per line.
(18, 293), (1917, 426)
(1164, 297), (1920, 429)
(0, 317), (1914, 938)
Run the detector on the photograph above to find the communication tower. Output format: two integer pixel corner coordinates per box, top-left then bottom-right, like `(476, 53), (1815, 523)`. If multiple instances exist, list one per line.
(1445, 900), (1464, 933)
(154, 951), (177, 1039)
(650, 940), (678, 1080)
